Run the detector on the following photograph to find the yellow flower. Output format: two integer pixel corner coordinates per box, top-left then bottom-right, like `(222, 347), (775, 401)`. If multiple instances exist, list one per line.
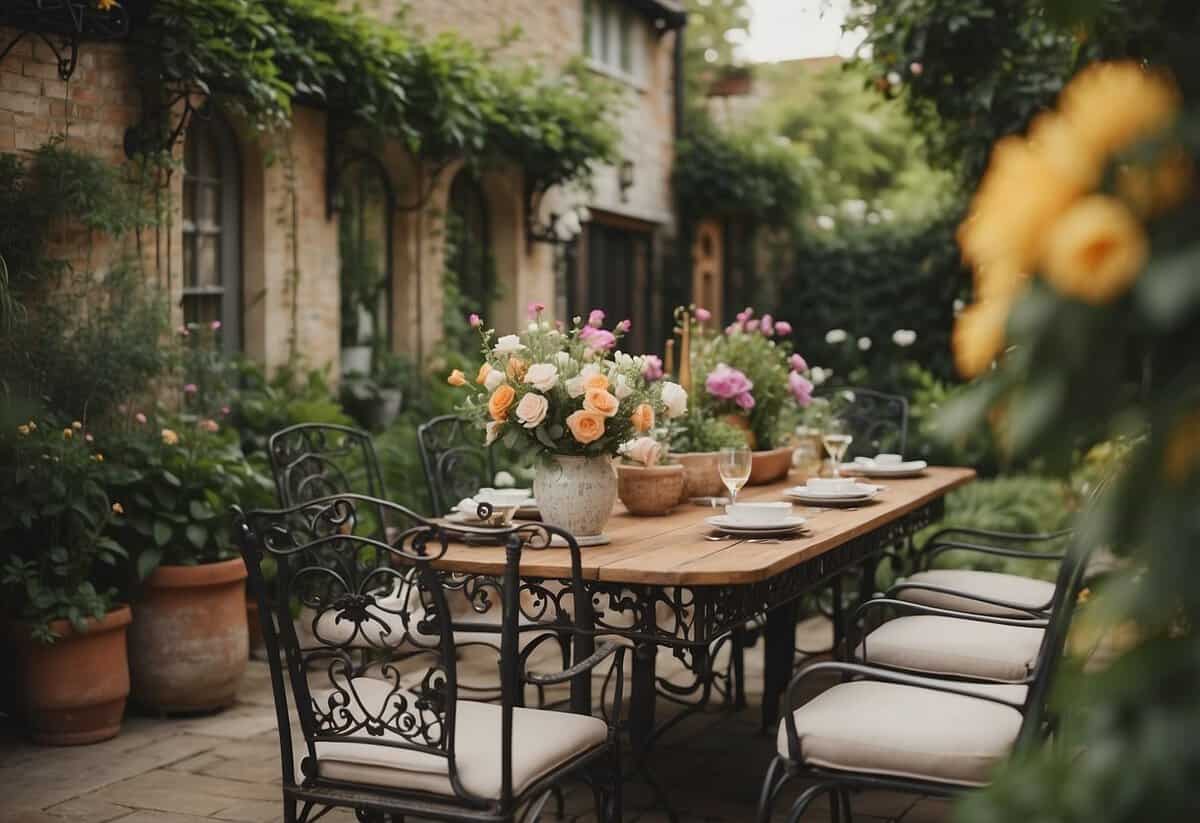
(63, 428), (73, 440)
(1077, 587), (1091, 605)
(1059, 61), (1180, 164)
(161, 428), (180, 446)
(111, 502), (124, 515)
(1028, 112), (1102, 192)
(72, 421), (82, 430)
(90, 453), (104, 462)
(28, 420), (36, 431)
(17, 424), (30, 436)
(506, 357), (528, 382)
(565, 410), (606, 444)
(446, 369), (467, 387)
(952, 298), (1012, 378)
(488, 384), (517, 421)
(96, 0), (118, 10)
(1043, 195), (1148, 304)
(630, 403), (655, 433)
(1116, 145), (1194, 217)
(1164, 411), (1200, 485)
(959, 135), (1086, 275)
(476, 363), (492, 385)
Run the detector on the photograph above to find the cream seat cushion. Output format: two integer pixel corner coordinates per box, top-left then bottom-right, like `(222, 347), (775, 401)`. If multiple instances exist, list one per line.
(314, 677), (607, 799)
(776, 679), (1023, 787)
(858, 615), (1044, 682)
(897, 570), (1055, 617)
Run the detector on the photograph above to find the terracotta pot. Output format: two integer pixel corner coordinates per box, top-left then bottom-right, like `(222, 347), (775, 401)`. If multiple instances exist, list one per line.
(748, 446), (795, 486)
(9, 605), (132, 745)
(533, 455), (617, 538)
(617, 463), (686, 516)
(723, 413), (757, 450)
(128, 557), (248, 713)
(674, 452), (726, 499)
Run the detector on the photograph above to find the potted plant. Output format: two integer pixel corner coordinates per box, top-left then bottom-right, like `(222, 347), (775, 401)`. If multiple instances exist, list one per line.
(340, 352), (410, 431)
(668, 413), (751, 499)
(106, 412), (272, 713)
(0, 418), (132, 745)
(616, 436), (685, 516)
(449, 304), (688, 541)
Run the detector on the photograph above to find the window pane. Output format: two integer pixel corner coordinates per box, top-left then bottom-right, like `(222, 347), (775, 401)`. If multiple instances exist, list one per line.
(337, 161), (392, 349)
(195, 234), (220, 288)
(196, 182), (220, 231)
(582, 0), (593, 57)
(619, 9), (633, 73)
(183, 293), (222, 327)
(599, 1), (611, 63)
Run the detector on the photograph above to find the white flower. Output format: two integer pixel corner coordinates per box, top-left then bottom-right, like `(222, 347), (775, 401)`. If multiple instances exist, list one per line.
(493, 334), (524, 355)
(525, 363), (559, 392)
(621, 436), (662, 467)
(527, 322), (540, 332)
(841, 390), (857, 404)
(485, 421), (504, 446)
(825, 329), (848, 344)
(612, 373), (633, 400)
(857, 336), (872, 351)
(816, 215), (836, 231)
(613, 351), (634, 368)
(484, 369), (506, 392)
(810, 366), (829, 386)
(892, 329), (917, 347)
(555, 351), (571, 367)
(515, 393), (549, 429)
(886, 71), (901, 86)
(493, 471), (516, 488)
(565, 375), (586, 398)
(660, 381), (688, 419)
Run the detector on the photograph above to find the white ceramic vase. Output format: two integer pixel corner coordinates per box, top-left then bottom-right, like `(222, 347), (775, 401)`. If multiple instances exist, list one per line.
(534, 455), (617, 538)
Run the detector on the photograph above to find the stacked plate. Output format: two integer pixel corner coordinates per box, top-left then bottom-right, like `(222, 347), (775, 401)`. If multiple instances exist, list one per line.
(840, 454), (928, 478)
(706, 502), (808, 537)
(785, 478), (880, 506)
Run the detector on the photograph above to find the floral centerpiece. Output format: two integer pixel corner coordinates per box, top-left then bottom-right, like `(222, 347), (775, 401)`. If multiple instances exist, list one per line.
(449, 304), (688, 537)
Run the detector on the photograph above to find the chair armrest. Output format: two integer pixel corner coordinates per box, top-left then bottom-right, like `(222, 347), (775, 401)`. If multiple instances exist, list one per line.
(885, 581), (1050, 618)
(924, 540), (1066, 567)
(852, 596), (1051, 630)
(924, 526), (1073, 545)
(523, 641), (624, 686)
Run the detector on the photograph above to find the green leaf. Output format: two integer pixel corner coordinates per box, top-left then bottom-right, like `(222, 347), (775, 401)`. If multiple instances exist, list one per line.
(153, 519), (173, 548)
(161, 470), (182, 487)
(136, 547), (163, 581)
(1135, 246), (1200, 329)
(189, 499), (216, 521)
(185, 524), (208, 550)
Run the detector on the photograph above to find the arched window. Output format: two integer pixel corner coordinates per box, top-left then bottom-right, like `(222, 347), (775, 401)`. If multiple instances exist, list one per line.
(182, 112), (241, 353)
(447, 171), (492, 318)
(336, 156), (392, 371)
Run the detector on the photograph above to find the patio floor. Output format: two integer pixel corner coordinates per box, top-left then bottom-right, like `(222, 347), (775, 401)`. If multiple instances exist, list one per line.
(0, 618), (953, 823)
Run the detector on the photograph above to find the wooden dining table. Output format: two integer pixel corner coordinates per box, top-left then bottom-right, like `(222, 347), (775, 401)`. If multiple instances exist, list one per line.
(433, 465), (975, 756)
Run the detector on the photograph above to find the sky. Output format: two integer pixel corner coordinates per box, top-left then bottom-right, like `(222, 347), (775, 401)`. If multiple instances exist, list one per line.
(739, 0), (866, 63)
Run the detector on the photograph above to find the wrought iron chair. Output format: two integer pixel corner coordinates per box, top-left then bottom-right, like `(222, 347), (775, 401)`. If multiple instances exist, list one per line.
(828, 387), (908, 460)
(236, 494), (626, 823)
(418, 414), (496, 517)
(757, 538), (1089, 823)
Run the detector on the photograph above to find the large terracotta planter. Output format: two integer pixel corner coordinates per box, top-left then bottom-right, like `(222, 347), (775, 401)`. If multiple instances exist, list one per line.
(674, 452), (725, 499)
(617, 463), (686, 516)
(748, 446), (795, 485)
(533, 455), (617, 538)
(10, 605), (132, 745)
(128, 557), (248, 713)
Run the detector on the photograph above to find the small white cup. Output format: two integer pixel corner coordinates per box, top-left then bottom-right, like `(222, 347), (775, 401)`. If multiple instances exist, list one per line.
(726, 502), (793, 525)
(477, 487), (532, 506)
(874, 453), (903, 465)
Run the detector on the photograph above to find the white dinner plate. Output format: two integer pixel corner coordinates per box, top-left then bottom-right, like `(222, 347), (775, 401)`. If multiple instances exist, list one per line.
(784, 486), (878, 506)
(842, 460), (928, 478)
(705, 515), (808, 536)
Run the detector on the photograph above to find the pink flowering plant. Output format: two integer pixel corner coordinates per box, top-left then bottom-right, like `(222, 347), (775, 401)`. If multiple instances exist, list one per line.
(690, 306), (817, 449)
(448, 305), (688, 460)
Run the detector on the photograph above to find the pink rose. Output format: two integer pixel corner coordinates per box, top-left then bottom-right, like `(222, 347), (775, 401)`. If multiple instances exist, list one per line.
(579, 325), (616, 351)
(642, 354), (664, 382)
(910, 61), (924, 76)
(695, 307), (712, 323)
(735, 392), (756, 410)
(221, 405), (232, 416)
(210, 320), (222, 331)
(527, 301), (546, 318)
(183, 383), (198, 394)
(623, 436), (662, 467)
(789, 371), (814, 407)
(775, 321), (793, 336)
(468, 313), (482, 328)
(789, 353), (808, 373)
(198, 419), (219, 433)
(760, 314), (775, 336)
(705, 364), (754, 400)
(725, 324), (739, 336)
(587, 309), (606, 328)
(135, 412), (147, 424)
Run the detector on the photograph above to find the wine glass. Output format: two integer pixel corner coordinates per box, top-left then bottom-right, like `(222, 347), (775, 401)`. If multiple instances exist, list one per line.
(718, 446), (753, 505)
(821, 418), (854, 478)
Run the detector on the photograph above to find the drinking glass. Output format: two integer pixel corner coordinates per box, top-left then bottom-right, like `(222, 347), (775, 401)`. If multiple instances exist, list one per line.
(718, 446), (753, 505)
(821, 418), (854, 478)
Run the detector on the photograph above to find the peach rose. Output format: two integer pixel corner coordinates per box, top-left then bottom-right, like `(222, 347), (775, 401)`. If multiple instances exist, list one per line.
(583, 388), (619, 418)
(622, 436), (662, 467)
(515, 392), (549, 429)
(476, 363), (492, 385)
(488, 384), (516, 421)
(447, 369), (467, 387)
(506, 357), (528, 381)
(631, 403), (655, 432)
(583, 372), (609, 392)
(566, 410), (606, 444)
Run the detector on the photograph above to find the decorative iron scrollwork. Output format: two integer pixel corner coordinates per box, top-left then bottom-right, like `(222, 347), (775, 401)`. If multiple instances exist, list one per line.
(1, 1), (131, 82)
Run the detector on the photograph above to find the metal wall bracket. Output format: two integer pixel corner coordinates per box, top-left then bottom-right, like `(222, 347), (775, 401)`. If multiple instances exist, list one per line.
(1, 1), (131, 82)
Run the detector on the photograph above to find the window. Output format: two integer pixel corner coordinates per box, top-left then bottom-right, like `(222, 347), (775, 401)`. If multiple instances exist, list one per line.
(446, 171), (493, 349)
(571, 220), (651, 354)
(336, 157), (392, 366)
(583, 0), (640, 81)
(181, 113), (241, 353)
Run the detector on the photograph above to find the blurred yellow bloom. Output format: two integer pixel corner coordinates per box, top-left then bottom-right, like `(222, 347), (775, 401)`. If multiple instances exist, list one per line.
(506, 357), (528, 381)
(1164, 411), (1200, 484)
(63, 428), (73, 439)
(1043, 195), (1148, 304)
(953, 297), (1011, 378)
(96, 0), (118, 10)
(72, 421), (82, 430)
(1117, 145), (1194, 217)
(111, 502), (124, 514)
(161, 428), (180, 446)
(1059, 61), (1180, 163)
(1028, 112), (1101, 191)
(447, 369), (467, 387)
(90, 453), (104, 462)
(17, 424), (30, 435)
(28, 420), (37, 431)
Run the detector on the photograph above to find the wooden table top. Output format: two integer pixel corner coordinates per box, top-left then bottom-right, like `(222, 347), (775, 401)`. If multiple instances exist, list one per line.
(433, 466), (975, 586)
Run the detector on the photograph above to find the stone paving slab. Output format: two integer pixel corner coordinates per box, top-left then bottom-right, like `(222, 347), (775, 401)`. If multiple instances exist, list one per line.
(0, 618), (952, 823)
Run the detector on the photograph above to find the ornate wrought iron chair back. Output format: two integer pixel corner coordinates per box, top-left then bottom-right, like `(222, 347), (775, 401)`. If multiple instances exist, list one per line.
(418, 414), (496, 516)
(236, 496), (476, 798)
(827, 387), (909, 459)
(268, 423), (387, 508)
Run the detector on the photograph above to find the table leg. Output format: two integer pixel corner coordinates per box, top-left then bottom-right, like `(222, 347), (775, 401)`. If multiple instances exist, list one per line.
(761, 599), (798, 732)
(629, 640), (657, 755)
